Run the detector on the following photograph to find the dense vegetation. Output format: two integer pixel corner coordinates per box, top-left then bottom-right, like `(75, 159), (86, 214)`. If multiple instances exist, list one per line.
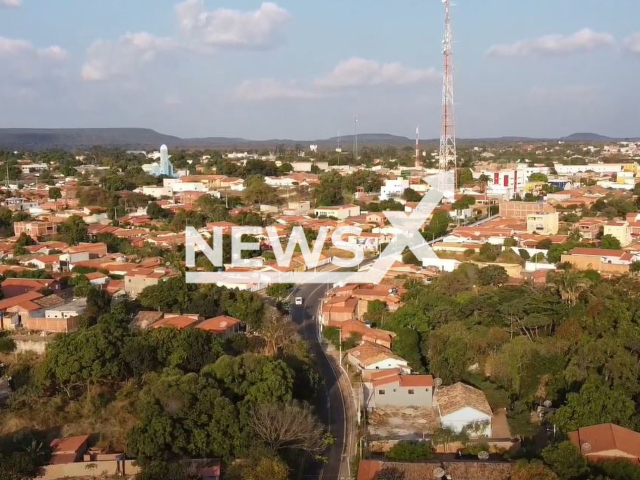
(371, 265), (640, 442)
(0, 281), (325, 479)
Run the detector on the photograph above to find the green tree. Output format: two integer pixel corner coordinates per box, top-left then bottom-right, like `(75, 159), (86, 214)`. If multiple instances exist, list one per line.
(478, 265), (509, 286)
(402, 188), (422, 202)
(553, 383), (637, 432)
(58, 215), (88, 245)
(0, 336), (16, 354)
(386, 441), (433, 462)
(504, 237), (518, 247)
(423, 210), (451, 240)
(541, 441), (588, 480)
(314, 171), (344, 206)
(601, 234), (621, 250)
(529, 173), (549, 183)
(548, 270), (589, 306)
(478, 243), (501, 262)
(244, 176), (279, 205)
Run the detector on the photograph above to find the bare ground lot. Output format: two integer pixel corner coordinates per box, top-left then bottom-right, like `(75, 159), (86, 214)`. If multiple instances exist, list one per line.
(368, 407), (440, 441)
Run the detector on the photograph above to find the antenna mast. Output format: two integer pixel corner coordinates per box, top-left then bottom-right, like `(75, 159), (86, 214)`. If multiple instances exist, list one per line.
(439, 0), (457, 196)
(415, 126), (420, 168)
(353, 115), (359, 160)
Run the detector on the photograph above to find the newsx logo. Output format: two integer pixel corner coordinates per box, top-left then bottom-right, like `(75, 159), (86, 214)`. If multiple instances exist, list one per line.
(185, 172), (452, 285)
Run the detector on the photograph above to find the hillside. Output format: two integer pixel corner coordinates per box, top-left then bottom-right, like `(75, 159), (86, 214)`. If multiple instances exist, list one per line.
(0, 128), (636, 151)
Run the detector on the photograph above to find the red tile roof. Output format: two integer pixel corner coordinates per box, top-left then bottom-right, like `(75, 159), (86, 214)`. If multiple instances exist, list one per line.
(152, 315), (200, 330)
(196, 315), (242, 333)
(568, 423), (640, 463)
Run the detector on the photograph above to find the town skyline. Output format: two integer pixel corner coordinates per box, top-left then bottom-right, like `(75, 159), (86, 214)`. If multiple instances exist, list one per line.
(1, 0), (639, 139)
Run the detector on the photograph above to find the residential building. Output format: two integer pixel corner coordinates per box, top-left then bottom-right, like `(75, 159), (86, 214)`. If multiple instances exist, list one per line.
(568, 423), (640, 465)
(151, 314), (201, 330)
(13, 221), (58, 238)
(364, 369), (434, 409)
(499, 201), (556, 220)
(561, 248), (637, 275)
(1, 278), (61, 298)
(124, 267), (177, 298)
(327, 320), (396, 349)
(527, 212), (559, 235)
(195, 315), (242, 338)
(436, 382), (493, 437)
(314, 204), (361, 220)
(380, 177), (409, 201)
(345, 342), (410, 374)
(603, 221), (632, 247)
(575, 218), (604, 241)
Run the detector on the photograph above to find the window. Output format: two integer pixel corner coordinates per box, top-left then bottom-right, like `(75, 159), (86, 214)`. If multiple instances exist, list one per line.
(378, 390), (385, 395)
(408, 389), (414, 395)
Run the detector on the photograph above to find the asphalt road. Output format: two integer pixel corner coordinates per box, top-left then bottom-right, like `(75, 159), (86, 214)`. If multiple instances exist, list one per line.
(291, 282), (347, 480)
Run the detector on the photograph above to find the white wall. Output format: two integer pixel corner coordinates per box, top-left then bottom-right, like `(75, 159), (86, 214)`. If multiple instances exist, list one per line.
(441, 407), (492, 437)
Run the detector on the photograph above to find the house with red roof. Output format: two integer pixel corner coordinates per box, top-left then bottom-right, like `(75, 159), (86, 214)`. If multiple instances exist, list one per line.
(364, 369), (434, 408)
(569, 423), (640, 465)
(151, 314), (201, 330)
(195, 315), (242, 338)
(1, 277), (61, 298)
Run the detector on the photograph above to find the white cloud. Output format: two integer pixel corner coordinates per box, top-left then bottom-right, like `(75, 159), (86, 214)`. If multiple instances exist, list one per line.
(175, 0), (291, 49)
(234, 79), (323, 102)
(487, 28), (615, 57)
(0, 36), (67, 60)
(0, 0), (21, 8)
(38, 46), (68, 61)
(81, 32), (177, 82)
(623, 33), (640, 54)
(315, 57), (438, 88)
(81, 2), (291, 83)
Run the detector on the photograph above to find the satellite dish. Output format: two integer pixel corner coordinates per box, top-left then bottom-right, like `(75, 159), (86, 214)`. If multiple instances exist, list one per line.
(543, 400), (552, 408)
(433, 467), (445, 478)
(478, 451), (489, 461)
(434, 378), (443, 388)
(581, 442), (592, 454)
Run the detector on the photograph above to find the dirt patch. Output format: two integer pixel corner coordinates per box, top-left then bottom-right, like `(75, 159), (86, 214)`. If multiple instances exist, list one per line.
(368, 407), (440, 441)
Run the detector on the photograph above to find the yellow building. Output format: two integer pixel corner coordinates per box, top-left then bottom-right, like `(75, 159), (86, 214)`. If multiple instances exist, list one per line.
(527, 212), (559, 235)
(603, 221), (632, 247)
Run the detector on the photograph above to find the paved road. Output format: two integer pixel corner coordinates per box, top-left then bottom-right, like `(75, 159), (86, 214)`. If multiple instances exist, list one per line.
(292, 282), (347, 480)
(287, 213), (498, 479)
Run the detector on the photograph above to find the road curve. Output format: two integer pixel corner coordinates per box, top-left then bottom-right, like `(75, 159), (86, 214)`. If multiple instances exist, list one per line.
(292, 282), (347, 480)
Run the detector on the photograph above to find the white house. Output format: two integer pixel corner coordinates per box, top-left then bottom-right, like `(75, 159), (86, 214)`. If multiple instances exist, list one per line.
(422, 258), (461, 272)
(45, 298), (88, 320)
(436, 382), (493, 437)
(345, 342), (410, 375)
(380, 178), (409, 200)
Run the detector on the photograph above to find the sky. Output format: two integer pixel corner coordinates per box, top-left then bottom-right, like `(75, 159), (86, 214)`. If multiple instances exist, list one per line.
(0, 0), (639, 140)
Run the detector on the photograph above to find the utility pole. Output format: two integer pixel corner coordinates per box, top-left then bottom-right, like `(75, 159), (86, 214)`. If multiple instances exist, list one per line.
(415, 125), (420, 168)
(439, 0), (457, 197)
(353, 115), (358, 160)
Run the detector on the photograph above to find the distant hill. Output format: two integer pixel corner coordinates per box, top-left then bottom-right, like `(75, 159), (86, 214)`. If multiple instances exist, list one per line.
(0, 128), (636, 151)
(561, 132), (614, 142)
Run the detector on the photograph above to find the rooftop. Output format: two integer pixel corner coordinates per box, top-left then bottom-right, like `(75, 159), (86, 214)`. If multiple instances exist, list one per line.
(436, 382), (493, 418)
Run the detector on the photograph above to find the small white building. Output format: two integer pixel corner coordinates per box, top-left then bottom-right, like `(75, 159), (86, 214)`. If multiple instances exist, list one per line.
(380, 178), (409, 201)
(45, 298), (88, 320)
(436, 382), (493, 437)
(314, 204), (361, 220)
(346, 342), (410, 375)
